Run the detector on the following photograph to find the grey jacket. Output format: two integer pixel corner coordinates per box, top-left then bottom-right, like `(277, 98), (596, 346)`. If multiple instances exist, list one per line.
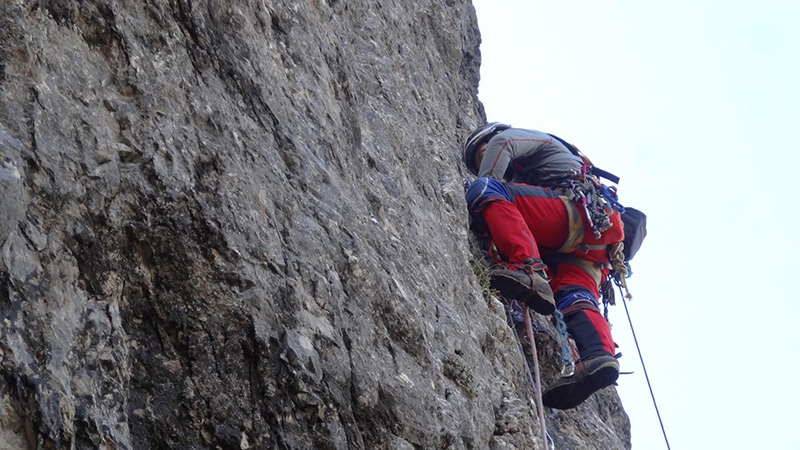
(477, 128), (584, 186)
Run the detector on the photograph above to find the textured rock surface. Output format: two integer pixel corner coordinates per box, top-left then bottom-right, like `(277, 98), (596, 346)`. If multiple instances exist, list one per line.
(0, 1), (630, 449)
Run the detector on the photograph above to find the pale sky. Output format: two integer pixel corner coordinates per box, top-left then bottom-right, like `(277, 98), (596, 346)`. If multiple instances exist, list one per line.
(471, 1), (800, 449)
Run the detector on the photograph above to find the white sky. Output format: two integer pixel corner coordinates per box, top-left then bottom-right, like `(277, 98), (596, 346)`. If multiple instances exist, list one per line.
(471, 1), (800, 449)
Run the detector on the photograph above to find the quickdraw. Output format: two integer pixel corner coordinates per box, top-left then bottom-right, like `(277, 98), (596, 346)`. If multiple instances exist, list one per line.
(551, 173), (621, 239)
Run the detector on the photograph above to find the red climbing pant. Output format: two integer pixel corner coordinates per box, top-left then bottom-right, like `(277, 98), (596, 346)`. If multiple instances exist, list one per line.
(476, 183), (623, 299)
(466, 178), (624, 360)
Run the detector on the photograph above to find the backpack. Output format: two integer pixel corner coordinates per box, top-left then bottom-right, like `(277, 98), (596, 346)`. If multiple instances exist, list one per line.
(620, 207), (647, 261)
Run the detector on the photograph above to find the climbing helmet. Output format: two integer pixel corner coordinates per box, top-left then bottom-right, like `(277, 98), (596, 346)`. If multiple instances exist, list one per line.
(462, 122), (511, 175)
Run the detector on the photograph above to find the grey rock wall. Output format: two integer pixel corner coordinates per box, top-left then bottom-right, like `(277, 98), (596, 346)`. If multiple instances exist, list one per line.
(0, 0), (630, 449)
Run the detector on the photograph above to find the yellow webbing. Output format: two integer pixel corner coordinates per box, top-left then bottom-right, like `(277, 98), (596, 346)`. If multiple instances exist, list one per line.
(555, 198), (584, 253)
(546, 253), (607, 289)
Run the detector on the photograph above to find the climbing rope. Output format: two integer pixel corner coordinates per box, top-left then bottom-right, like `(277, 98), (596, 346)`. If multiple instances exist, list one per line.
(552, 310), (575, 377)
(611, 246), (670, 448)
(505, 302), (554, 449)
(610, 242), (632, 301)
(522, 305), (550, 450)
(618, 284), (672, 450)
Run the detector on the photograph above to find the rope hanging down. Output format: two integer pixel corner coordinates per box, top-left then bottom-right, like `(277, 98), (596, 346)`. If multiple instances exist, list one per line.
(522, 305), (551, 450)
(505, 302), (554, 450)
(617, 285), (671, 450)
(553, 309), (575, 377)
(610, 240), (670, 448)
(610, 241), (632, 300)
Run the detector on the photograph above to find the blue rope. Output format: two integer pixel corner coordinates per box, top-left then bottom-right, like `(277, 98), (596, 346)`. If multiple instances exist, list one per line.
(553, 309), (575, 374)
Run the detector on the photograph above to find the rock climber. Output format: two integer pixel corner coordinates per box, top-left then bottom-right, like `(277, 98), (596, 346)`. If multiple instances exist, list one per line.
(462, 122), (623, 410)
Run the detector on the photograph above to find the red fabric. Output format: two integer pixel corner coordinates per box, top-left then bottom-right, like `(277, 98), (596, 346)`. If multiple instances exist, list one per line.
(480, 193), (623, 299)
(573, 207), (624, 263)
(510, 195), (570, 249)
(545, 261), (609, 300)
(481, 197), (569, 263)
(481, 201), (544, 263)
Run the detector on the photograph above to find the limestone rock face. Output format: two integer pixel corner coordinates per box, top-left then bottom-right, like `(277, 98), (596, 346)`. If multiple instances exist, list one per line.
(0, 1), (630, 449)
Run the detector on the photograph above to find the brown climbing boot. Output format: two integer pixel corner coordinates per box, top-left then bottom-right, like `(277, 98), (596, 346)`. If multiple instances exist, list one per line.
(541, 354), (620, 410)
(489, 261), (555, 315)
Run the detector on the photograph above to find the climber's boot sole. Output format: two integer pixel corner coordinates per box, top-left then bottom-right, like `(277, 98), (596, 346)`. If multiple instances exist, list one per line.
(542, 355), (620, 410)
(489, 268), (556, 315)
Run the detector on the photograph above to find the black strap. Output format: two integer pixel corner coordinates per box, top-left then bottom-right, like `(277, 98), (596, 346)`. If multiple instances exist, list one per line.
(547, 133), (580, 157)
(548, 133), (621, 184)
(590, 167), (620, 184)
